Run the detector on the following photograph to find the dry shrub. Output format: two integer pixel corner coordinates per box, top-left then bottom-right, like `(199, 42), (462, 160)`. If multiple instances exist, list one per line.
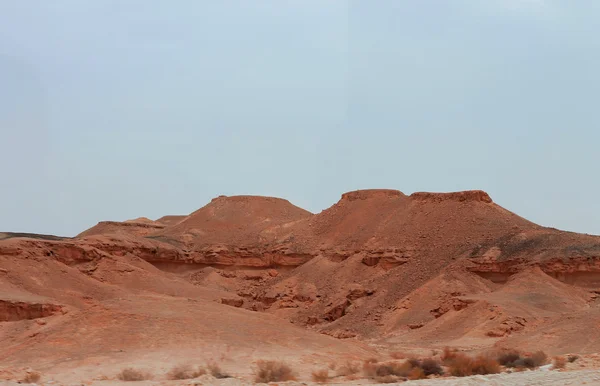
(420, 358), (443, 376)
(254, 360), (296, 383)
(501, 351), (547, 370)
(336, 360), (361, 377)
(167, 364), (206, 380)
(531, 351), (548, 367)
(390, 351), (406, 359)
(448, 353), (475, 377)
(553, 356), (567, 369)
(514, 357), (535, 369)
(364, 357), (441, 382)
(471, 356), (501, 375)
(497, 350), (521, 367)
(442, 347), (459, 364)
(207, 362), (230, 379)
(117, 368), (152, 382)
(311, 369), (329, 383)
(408, 367), (427, 380)
(23, 372), (41, 383)
(448, 353), (500, 377)
(567, 354), (580, 363)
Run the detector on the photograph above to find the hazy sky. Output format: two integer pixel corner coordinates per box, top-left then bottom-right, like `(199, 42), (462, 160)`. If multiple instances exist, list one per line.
(1, 1), (599, 236)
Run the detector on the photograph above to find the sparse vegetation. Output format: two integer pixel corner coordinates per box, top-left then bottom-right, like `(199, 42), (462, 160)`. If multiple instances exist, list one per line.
(117, 368), (152, 382)
(167, 364), (206, 380)
(531, 351), (548, 367)
(496, 350), (547, 369)
(442, 346), (459, 363)
(420, 358), (444, 376)
(567, 354), (580, 363)
(207, 362), (231, 379)
(23, 372), (41, 383)
(363, 357), (443, 383)
(311, 369), (329, 383)
(497, 350), (521, 367)
(553, 356), (567, 369)
(254, 360), (296, 383)
(446, 353), (500, 376)
(408, 367), (427, 380)
(336, 360), (361, 377)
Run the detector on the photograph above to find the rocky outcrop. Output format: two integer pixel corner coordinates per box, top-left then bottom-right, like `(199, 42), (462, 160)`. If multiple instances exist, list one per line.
(410, 190), (493, 203)
(340, 189), (406, 201)
(0, 300), (63, 322)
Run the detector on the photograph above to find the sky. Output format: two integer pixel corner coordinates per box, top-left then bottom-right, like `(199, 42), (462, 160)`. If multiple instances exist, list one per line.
(1, 0), (599, 237)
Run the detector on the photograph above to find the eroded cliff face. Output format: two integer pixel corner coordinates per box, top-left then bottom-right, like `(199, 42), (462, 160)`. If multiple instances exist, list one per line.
(466, 232), (600, 287)
(0, 300), (63, 322)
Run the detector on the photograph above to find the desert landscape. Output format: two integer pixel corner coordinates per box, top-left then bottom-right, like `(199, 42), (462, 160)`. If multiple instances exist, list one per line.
(1, 189), (600, 385)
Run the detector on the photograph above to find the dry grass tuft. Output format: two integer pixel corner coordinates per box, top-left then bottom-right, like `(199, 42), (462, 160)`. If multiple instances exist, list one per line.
(531, 351), (548, 367)
(23, 372), (41, 383)
(408, 367), (427, 380)
(497, 350), (521, 367)
(447, 353), (500, 377)
(207, 362), (231, 379)
(254, 360), (296, 383)
(442, 347), (459, 363)
(167, 364), (206, 380)
(568, 354), (580, 363)
(311, 369), (329, 383)
(471, 355), (501, 375)
(336, 360), (361, 377)
(363, 357), (443, 382)
(117, 368), (152, 382)
(553, 356), (567, 369)
(420, 358), (443, 376)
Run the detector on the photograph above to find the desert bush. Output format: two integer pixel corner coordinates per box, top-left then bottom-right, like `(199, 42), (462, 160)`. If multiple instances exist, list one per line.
(23, 372), (41, 383)
(311, 369), (329, 383)
(442, 347), (459, 364)
(567, 354), (580, 363)
(513, 357), (535, 369)
(531, 351), (548, 367)
(364, 361), (407, 379)
(420, 358), (443, 376)
(207, 362), (230, 379)
(448, 353), (475, 377)
(448, 353), (500, 376)
(408, 367), (427, 380)
(471, 356), (501, 375)
(167, 364), (206, 380)
(497, 350), (521, 367)
(117, 368), (152, 382)
(254, 360), (296, 383)
(553, 356), (567, 369)
(364, 356), (443, 381)
(336, 360), (361, 377)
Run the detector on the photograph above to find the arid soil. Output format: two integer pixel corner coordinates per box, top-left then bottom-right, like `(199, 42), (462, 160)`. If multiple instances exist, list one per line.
(1, 189), (599, 384)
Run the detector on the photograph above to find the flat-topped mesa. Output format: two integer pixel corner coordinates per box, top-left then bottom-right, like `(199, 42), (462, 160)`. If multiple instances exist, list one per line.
(94, 221), (165, 230)
(340, 189), (406, 202)
(209, 194), (296, 205)
(410, 190), (493, 203)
